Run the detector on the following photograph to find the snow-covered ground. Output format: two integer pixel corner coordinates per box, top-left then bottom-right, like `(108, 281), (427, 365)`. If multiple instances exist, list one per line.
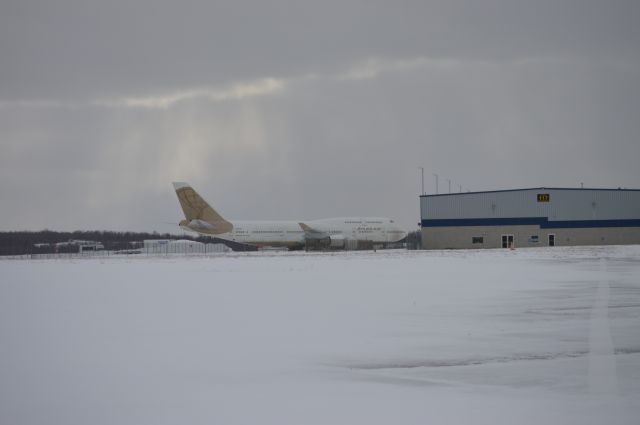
(1, 246), (639, 424)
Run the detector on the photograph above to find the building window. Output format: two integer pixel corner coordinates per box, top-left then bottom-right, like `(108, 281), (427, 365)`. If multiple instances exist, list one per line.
(472, 237), (484, 244)
(529, 235), (539, 243)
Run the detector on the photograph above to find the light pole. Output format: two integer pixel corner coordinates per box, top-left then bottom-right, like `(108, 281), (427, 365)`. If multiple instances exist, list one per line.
(418, 167), (425, 196)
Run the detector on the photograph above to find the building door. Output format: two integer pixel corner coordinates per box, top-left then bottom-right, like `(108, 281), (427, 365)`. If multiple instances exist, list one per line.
(548, 234), (555, 247)
(501, 234), (514, 248)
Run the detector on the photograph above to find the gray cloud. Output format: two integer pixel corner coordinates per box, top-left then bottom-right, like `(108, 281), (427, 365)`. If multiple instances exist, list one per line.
(1, 1), (639, 232)
(3, 0), (638, 100)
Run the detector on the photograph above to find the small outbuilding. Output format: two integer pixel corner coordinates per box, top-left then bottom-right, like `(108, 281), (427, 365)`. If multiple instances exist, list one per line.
(143, 239), (230, 254)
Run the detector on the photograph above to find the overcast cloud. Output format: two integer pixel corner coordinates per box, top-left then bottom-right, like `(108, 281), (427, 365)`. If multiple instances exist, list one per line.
(1, 0), (639, 232)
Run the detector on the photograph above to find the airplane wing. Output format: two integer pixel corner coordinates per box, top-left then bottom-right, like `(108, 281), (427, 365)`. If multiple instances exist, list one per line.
(298, 222), (329, 240)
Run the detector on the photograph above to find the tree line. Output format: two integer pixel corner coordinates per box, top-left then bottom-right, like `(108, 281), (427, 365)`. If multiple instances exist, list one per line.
(1, 229), (417, 255)
(0, 230), (233, 255)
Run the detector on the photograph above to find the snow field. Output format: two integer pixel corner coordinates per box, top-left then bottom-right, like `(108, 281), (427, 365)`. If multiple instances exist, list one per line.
(1, 246), (639, 424)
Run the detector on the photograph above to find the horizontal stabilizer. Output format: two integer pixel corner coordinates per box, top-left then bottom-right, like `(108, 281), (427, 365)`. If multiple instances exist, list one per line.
(299, 222), (328, 240)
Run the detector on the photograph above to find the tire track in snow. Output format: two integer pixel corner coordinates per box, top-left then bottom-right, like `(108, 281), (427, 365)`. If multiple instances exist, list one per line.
(588, 259), (619, 395)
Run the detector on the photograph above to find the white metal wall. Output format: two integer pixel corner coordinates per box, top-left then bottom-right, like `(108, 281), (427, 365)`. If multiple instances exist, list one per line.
(420, 188), (640, 221)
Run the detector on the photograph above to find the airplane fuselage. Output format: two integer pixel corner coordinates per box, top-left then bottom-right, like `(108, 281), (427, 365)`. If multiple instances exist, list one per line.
(182, 217), (406, 248)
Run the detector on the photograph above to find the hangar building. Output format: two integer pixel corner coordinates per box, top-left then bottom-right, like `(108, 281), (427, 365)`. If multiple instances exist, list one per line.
(420, 188), (640, 249)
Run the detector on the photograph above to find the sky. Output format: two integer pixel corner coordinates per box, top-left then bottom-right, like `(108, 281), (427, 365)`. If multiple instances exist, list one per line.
(1, 0), (639, 232)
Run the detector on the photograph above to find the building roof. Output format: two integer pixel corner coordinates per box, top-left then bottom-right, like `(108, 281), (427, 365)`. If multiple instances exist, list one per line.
(419, 187), (640, 198)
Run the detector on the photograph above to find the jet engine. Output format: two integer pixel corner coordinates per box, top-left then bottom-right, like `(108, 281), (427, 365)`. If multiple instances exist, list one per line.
(328, 235), (345, 248)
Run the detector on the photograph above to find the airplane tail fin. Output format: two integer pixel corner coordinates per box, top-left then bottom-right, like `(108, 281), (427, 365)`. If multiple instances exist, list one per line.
(172, 182), (233, 234)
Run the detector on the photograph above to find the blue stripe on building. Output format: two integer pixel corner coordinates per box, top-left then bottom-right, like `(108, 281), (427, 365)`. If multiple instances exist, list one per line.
(421, 217), (640, 228)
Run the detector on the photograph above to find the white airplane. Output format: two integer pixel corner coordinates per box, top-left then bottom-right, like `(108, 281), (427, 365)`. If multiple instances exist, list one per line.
(172, 182), (406, 249)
